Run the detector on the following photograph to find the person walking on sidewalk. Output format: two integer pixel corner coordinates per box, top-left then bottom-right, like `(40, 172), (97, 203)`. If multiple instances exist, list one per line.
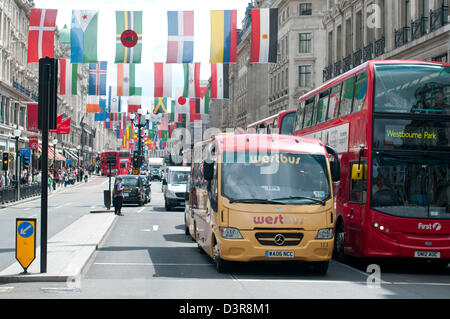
(113, 177), (124, 216)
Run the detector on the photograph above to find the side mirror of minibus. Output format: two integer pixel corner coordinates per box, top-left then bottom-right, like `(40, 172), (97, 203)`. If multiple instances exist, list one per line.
(203, 162), (214, 181)
(325, 145), (341, 182)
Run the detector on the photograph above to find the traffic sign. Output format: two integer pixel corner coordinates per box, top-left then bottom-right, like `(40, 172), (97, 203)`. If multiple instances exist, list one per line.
(16, 218), (36, 273)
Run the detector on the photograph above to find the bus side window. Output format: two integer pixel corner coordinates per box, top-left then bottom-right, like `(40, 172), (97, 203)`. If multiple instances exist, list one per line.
(317, 90), (330, 124)
(340, 76), (355, 117)
(327, 83), (342, 121)
(352, 71), (368, 113)
(294, 100), (306, 131)
(304, 96), (316, 128)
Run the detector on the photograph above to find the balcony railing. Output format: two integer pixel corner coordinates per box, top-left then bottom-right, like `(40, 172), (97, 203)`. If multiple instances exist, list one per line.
(363, 43), (373, 62)
(353, 49), (362, 67)
(323, 64), (332, 82)
(334, 60), (342, 77)
(430, 5), (448, 32)
(411, 16), (428, 41)
(374, 35), (385, 57)
(394, 26), (409, 48)
(342, 55), (352, 73)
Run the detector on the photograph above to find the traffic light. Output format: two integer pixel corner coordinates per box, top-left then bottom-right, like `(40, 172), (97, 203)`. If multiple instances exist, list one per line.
(132, 151), (140, 169)
(23, 156), (30, 169)
(2, 153), (8, 171)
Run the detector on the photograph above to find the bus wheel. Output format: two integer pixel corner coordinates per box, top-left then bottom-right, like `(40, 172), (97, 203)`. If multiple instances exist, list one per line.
(334, 221), (346, 262)
(214, 244), (230, 273)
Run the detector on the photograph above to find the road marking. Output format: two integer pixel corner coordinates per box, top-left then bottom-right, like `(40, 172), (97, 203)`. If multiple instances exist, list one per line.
(141, 225), (159, 232)
(137, 207), (146, 213)
(94, 262), (213, 266)
(0, 286), (14, 293)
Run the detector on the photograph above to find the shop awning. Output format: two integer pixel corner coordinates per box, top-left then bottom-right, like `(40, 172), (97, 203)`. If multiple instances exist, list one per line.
(64, 149), (79, 160)
(37, 145), (66, 161)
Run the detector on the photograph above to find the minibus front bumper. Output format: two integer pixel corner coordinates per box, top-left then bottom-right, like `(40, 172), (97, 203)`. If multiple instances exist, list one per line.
(217, 230), (334, 262)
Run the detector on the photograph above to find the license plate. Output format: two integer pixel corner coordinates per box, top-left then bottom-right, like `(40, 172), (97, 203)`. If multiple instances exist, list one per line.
(123, 193), (129, 197)
(414, 251), (441, 259)
(265, 251), (294, 258)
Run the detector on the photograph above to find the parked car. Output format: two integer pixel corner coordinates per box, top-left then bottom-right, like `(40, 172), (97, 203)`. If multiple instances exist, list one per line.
(140, 175), (152, 203)
(114, 175), (146, 206)
(163, 166), (191, 210)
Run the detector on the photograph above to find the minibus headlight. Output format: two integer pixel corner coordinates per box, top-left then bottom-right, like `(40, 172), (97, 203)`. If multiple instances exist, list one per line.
(316, 228), (333, 239)
(219, 227), (243, 239)
(166, 189), (176, 198)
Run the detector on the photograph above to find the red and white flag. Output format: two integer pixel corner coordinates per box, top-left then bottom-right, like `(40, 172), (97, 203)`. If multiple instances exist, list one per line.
(250, 8), (278, 63)
(27, 8), (58, 63)
(154, 63), (172, 97)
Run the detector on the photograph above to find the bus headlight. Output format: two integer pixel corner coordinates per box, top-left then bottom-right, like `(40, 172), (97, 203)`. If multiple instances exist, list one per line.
(166, 190), (176, 198)
(316, 228), (333, 239)
(219, 227), (243, 239)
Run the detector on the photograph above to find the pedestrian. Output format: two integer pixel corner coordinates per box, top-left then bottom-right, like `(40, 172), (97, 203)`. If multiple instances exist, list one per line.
(0, 172), (5, 190)
(113, 177), (124, 216)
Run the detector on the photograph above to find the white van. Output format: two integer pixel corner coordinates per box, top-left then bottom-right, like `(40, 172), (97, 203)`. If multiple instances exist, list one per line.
(163, 166), (191, 210)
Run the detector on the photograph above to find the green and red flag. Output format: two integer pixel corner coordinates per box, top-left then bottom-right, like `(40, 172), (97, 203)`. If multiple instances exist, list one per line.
(115, 11), (142, 63)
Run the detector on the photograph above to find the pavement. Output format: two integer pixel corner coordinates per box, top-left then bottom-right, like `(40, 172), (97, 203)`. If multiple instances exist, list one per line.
(0, 176), (118, 283)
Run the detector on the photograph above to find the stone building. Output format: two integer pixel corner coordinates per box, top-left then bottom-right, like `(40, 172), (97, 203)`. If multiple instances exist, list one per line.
(323, 0), (449, 82)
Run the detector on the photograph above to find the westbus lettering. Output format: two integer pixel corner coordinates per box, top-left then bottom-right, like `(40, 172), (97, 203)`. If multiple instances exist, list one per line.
(249, 154), (301, 164)
(253, 215), (304, 225)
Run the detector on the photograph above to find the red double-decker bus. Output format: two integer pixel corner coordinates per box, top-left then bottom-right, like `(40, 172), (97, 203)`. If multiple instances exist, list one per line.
(100, 151), (131, 176)
(293, 60), (450, 266)
(246, 110), (296, 135)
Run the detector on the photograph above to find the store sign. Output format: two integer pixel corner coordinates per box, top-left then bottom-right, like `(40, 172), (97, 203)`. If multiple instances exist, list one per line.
(29, 136), (39, 150)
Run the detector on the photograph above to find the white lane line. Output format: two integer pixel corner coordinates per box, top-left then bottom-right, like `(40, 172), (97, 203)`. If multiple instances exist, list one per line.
(137, 207), (146, 213)
(0, 286), (14, 293)
(140, 225), (159, 232)
(94, 262), (213, 266)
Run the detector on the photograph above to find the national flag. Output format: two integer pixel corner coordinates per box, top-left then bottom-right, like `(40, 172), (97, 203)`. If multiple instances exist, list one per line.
(70, 10), (98, 63)
(117, 63), (138, 96)
(27, 8), (57, 63)
(115, 11), (143, 63)
(108, 86), (122, 113)
(210, 63), (229, 99)
(110, 113), (123, 122)
(88, 62), (107, 96)
(183, 63), (202, 98)
(166, 11), (194, 63)
(86, 96), (101, 113)
(127, 95), (141, 113)
(154, 63), (172, 97)
(154, 97), (168, 114)
(59, 59), (78, 96)
(250, 8), (278, 63)
(104, 117), (112, 129)
(210, 10), (237, 63)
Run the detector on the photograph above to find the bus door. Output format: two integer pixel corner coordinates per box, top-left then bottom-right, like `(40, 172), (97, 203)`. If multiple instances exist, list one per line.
(348, 160), (367, 255)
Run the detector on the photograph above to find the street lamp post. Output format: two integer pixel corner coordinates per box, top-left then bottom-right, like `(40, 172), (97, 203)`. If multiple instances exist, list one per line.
(14, 129), (21, 201)
(129, 111), (150, 169)
(77, 145), (81, 182)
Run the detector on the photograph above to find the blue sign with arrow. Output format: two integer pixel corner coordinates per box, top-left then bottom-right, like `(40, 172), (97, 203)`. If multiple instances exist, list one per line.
(18, 221), (34, 238)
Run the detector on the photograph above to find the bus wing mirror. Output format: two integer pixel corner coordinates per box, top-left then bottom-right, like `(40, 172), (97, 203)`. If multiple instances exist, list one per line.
(203, 162), (214, 181)
(325, 145), (341, 182)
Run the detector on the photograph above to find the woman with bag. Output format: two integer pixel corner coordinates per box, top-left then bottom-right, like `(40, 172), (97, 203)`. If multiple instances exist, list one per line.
(113, 177), (124, 216)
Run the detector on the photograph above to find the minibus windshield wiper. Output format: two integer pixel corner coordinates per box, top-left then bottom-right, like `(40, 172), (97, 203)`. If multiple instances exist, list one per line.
(271, 196), (327, 206)
(229, 198), (286, 205)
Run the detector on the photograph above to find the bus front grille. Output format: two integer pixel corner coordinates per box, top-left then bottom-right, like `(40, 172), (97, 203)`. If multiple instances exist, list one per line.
(255, 232), (303, 246)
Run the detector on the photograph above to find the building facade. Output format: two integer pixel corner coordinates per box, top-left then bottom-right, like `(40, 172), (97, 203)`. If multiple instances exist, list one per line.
(269, 0), (327, 115)
(323, 0), (449, 82)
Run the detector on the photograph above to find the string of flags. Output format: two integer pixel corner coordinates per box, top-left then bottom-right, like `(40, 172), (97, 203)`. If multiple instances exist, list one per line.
(26, 7), (279, 151)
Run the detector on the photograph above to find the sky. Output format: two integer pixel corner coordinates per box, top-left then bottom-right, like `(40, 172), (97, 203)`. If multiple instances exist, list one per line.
(34, 0), (249, 113)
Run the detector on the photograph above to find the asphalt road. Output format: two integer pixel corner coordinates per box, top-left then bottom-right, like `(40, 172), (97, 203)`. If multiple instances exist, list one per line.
(1, 176), (449, 299)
